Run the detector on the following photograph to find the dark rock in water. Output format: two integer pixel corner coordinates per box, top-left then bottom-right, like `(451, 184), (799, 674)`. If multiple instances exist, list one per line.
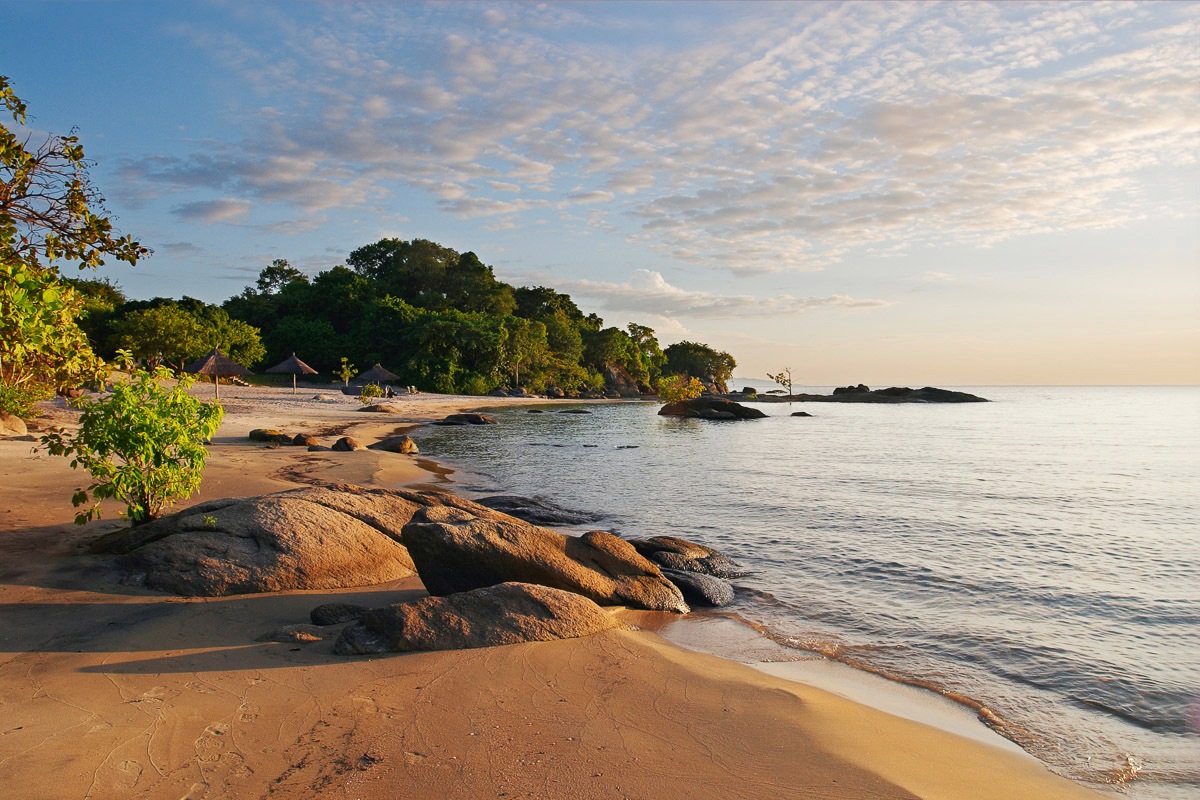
(475, 495), (599, 526)
(527, 409), (545, 413)
(401, 506), (689, 613)
(781, 386), (988, 404)
(334, 582), (621, 654)
(616, 445), (639, 449)
(558, 409), (592, 414)
(660, 569), (734, 607)
(311, 602), (370, 625)
(368, 435), (419, 454)
(791, 411), (813, 417)
(332, 436), (367, 451)
(435, 413), (498, 425)
(627, 535), (747, 578)
(658, 396), (767, 420)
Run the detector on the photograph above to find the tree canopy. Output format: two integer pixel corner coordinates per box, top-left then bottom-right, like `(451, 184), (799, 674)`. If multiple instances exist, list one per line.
(0, 76), (147, 417)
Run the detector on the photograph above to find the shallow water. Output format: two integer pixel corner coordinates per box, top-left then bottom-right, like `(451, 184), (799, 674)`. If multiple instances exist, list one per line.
(417, 386), (1200, 798)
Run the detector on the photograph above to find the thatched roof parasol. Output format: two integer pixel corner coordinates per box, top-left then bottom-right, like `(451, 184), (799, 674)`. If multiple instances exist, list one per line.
(356, 363), (400, 384)
(265, 353), (318, 394)
(183, 347), (251, 399)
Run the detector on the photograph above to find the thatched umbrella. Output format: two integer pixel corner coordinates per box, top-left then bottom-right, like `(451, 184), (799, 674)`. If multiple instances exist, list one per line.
(264, 353), (318, 395)
(356, 363), (400, 384)
(183, 347), (251, 399)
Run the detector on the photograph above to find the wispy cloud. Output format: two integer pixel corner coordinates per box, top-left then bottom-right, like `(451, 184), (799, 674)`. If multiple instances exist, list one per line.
(128, 2), (1198, 266)
(171, 198), (252, 224)
(551, 269), (891, 319)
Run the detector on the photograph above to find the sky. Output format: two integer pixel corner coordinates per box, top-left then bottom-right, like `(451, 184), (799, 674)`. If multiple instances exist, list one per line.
(2, 0), (1197, 385)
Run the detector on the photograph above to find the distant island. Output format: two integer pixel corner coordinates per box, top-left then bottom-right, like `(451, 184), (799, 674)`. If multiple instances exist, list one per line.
(738, 384), (989, 404)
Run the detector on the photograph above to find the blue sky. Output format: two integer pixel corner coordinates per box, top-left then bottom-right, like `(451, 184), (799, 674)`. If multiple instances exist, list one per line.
(3, 1), (1197, 384)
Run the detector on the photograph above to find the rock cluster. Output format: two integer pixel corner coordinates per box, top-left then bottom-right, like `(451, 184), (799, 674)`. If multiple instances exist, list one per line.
(401, 506), (689, 613)
(658, 396), (767, 420)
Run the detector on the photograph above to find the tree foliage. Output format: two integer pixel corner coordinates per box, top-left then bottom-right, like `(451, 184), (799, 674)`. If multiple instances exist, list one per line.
(664, 341), (737, 388)
(206, 238), (737, 397)
(1, 77), (146, 416)
(40, 352), (223, 526)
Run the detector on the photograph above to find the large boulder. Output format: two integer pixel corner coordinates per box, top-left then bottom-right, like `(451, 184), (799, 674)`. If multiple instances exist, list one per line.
(87, 486), (499, 597)
(0, 412), (28, 438)
(603, 364), (642, 398)
(332, 436), (367, 451)
(249, 428), (292, 443)
(334, 582), (621, 654)
(401, 507), (689, 613)
(626, 535), (748, 578)
(658, 396), (767, 420)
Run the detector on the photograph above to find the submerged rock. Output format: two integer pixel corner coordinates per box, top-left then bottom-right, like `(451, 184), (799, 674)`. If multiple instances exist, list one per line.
(435, 413), (498, 425)
(401, 507), (689, 613)
(368, 434), (419, 454)
(626, 535), (748, 579)
(660, 568), (734, 607)
(474, 495), (599, 526)
(334, 582), (621, 654)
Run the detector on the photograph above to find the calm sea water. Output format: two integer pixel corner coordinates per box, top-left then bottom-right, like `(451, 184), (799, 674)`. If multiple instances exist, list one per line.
(416, 385), (1200, 798)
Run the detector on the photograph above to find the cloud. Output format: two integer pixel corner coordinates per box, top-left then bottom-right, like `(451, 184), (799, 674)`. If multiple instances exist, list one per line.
(553, 269), (891, 319)
(171, 198), (252, 224)
(129, 2), (1197, 274)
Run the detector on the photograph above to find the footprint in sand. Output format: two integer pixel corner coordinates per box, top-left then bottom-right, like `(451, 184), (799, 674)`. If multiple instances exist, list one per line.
(115, 759), (143, 788)
(184, 681), (217, 694)
(237, 703), (259, 724)
(194, 721), (230, 763)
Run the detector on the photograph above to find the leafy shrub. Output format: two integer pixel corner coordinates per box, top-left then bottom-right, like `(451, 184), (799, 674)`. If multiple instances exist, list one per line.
(0, 380), (50, 418)
(656, 374), (705, 403)
(40, 352), (224, 526)
(358, 382), (383, 405)
(458, 372), (493, 396)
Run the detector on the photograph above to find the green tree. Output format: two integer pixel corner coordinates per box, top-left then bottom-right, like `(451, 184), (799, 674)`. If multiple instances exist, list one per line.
(501, 316), (548, 388)
(40, 352), (224, 526)
(767, 367), (795, 402)
(336, 356), (357, 387)
(112, 304), (204, 369)
(627, 323), (666, 385)
(663, 341), (736, 389)
(0, 76), (147, 416)
(255, 259), (306, 294)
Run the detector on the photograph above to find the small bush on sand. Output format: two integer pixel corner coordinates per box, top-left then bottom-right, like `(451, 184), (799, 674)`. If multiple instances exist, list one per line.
(40, 351), (223, 526)
(358, 382), (383, 405)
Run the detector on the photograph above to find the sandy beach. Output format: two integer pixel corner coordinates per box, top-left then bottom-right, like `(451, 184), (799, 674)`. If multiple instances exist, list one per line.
(0, 385), (1107, 799)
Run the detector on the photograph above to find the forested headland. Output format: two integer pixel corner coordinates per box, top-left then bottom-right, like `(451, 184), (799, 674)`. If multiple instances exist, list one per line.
(70, 238), (736, 397)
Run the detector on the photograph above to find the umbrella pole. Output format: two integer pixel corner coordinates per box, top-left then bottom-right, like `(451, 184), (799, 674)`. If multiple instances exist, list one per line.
(214, 375), (219, 400)
(293, 374), (297, 395)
